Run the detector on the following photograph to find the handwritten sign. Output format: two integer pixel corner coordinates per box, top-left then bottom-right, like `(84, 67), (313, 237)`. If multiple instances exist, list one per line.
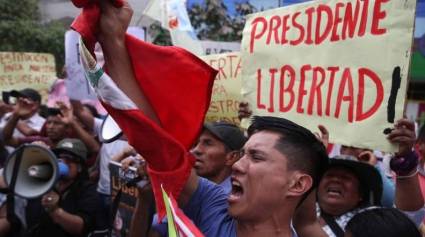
(0, 52), (56, 103)
(241, 0), (417, 151)
(201, 53), (243, 125)
(110, 161), (139, 237)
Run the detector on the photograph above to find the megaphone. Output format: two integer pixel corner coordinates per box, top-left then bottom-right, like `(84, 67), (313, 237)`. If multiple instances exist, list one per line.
(3, 144), (69, 199)
(100, 114), (125, 143)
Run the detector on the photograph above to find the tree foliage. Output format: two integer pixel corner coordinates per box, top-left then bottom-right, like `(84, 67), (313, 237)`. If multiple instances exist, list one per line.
(188, 0), (256, 41)
(150, 0), (256, 45)
(0, 0), (66, 74)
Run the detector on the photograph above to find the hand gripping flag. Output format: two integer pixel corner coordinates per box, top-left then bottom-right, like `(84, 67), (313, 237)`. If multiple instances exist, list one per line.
(75, 10), (217, 220)
(162, 186), (204, 237)
(70, 0), (124, 52)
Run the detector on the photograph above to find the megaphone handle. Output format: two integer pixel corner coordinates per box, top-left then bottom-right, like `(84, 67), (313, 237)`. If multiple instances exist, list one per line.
(8, 145), (26, 191)
(4, 145), (26, 231)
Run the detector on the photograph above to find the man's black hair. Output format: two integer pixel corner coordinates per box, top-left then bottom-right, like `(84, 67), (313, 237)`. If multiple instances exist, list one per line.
(346, 207), (421, 237)
(247, 116), (329, 190)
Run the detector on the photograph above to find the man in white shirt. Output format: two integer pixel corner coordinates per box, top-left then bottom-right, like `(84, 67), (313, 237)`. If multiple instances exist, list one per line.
(0, 88), (45, 140)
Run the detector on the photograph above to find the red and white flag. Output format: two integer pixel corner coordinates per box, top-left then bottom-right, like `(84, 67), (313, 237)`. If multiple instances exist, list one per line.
(162, 186), (204, 237)
(78, 37), (217, 219)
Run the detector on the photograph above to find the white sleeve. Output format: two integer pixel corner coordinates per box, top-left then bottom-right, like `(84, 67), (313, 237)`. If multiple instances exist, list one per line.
(402, 207), (425, 227)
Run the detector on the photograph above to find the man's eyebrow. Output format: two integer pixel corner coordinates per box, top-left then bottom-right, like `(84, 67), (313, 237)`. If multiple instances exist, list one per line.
(244, 147), (267, 156)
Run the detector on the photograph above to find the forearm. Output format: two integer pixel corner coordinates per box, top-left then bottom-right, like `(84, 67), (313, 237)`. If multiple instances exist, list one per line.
(69, 120), (100, 154)
(395, 173), (424, 211)
(99, 38), (159, 124)
(129, 187), (154, 237)
(2, 113), (19, 140)
(179, 169), (199, 206)
(71, 100), (94, 133)
(49, 208), (85, 235)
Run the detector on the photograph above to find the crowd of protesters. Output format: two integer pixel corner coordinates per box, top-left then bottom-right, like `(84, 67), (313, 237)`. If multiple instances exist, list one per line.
(1, 85), (425, 237)
(0, 0), (424, 237)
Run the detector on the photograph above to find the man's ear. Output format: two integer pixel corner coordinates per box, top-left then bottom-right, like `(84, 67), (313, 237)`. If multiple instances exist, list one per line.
(225, 151), (240, 166)
(286, 173), (313, 198)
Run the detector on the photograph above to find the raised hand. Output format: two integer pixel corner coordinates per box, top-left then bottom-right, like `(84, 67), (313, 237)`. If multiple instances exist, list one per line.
(387, 118), (416, 157)
(13, 98), (35, 119)
(98, 0), (133, 43)
(56, 101), (74, 125)
(314, 125), (329, 148)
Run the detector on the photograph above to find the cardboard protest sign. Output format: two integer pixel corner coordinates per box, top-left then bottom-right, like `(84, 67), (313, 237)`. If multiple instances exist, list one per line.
(0, 52), (56, 103)
(241, 0), (417, 152)
(110, 161), (141, 237)
(201, 52), (242, 125)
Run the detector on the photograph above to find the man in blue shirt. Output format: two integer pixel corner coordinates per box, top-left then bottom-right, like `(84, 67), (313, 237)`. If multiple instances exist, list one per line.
(180, 116), (329, 237)
(95, 2), (329, 236)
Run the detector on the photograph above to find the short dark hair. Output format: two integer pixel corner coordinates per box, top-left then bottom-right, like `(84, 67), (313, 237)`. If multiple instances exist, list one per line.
(346, 207), (421, 237)
(247, 116), (328, 189)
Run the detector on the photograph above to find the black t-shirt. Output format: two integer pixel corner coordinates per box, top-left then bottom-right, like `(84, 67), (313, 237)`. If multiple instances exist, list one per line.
(24, 179), (99, 237)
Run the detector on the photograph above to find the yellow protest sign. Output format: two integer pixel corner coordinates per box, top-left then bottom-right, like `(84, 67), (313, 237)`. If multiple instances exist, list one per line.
(0, 52), (57, 103)
(201, 52), (242, 125)
(241, 0), (417, 152)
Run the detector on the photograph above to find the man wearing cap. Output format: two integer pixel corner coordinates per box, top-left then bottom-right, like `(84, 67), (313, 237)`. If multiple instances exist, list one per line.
(1, 138), (100, 237)
(191, 121), (246, 193)
(149, 121), (247, 237)
(0, 88), (45, 140)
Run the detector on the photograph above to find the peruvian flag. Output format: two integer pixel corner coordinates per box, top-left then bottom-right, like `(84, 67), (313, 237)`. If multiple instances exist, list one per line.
(162, 186), (204, 237)
(78, 34), (216, 220)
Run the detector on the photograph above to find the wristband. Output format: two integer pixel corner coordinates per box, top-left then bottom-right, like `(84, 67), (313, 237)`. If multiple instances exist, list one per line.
(390, 150), (419, 176)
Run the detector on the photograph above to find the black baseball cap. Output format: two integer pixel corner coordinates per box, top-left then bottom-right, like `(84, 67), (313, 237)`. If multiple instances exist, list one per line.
(203, 121), (247, 151)
(52, 138), (88, 162)
(10, 88), (41, 103)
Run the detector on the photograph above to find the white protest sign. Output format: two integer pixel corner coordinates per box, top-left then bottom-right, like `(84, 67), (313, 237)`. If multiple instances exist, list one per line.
(241, 0), (417, 152)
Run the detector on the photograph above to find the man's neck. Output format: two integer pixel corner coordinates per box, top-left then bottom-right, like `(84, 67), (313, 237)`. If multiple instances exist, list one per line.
(209, 169), (231, 185)
(236, 213), (293, 237)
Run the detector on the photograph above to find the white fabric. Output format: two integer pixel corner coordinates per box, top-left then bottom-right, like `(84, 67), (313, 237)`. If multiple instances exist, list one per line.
(0, 112), (45, 139)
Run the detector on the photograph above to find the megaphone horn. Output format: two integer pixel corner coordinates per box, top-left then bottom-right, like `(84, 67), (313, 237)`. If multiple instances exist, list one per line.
(3, 144), (69, 199)
(100, 114), (125, 143)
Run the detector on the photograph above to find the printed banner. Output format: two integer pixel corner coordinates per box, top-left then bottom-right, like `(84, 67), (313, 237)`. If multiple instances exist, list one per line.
(110, 161), (139, 237)
(0, 52), (56, 103)
(241, 0), (417, 151)
(201, 52), (242, 125)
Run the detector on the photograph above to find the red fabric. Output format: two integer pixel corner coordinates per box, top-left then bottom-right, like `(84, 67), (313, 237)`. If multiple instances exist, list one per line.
(70, 0), (124, 52)
(125, 35), (216, 149)
(71, 0), (217, 219)
(102, 104), (195, 220)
